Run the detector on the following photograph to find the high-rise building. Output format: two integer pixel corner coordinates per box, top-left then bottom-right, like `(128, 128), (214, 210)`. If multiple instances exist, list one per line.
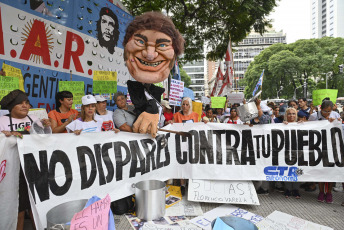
(183, 60), (206, 100)
(231, 29), (286, 92)
(311, 0), (344, 38)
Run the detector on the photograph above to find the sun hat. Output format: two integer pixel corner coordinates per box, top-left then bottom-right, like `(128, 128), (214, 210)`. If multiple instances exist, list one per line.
(81, 95), (97, 105)
(94, 95), (107, 102)
(161, 100), (172, 109)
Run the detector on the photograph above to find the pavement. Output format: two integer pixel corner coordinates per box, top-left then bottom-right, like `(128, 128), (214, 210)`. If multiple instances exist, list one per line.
(25, 185), (344, 230)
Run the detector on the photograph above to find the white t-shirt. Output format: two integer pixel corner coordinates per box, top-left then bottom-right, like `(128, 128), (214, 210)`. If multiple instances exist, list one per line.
(223, 117), (244, 124)
(95, 110), (114, 131)
(66, 118), (103, 133)
(308, 111), (340, 121)
(0, 114), (39, 131)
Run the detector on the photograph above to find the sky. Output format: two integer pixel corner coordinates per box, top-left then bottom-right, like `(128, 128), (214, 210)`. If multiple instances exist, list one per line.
(268, 0), (311, 44)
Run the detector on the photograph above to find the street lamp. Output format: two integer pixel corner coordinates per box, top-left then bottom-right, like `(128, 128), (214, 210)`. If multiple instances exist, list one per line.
(326, 72), (332, 89)
(277, 86), (283, 99)
(293, 85), (302, 100)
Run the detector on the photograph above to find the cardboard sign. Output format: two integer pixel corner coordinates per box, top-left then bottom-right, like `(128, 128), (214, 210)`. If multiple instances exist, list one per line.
(211, 97), (226, 108)
(201, 96), (211, 105)
(187, 180), (259, 205)
(192, 101), (202, 121)
(28, 109), (48, 120)
(312, 89), (338, 106)
(59, 81), (85, 109)
(0, 76), (19, 101)
(70, 194), (111, 230)
(169, 79), (184, 106)
(93, 81), (117, 94)
(93, 71), (117, 81)
(2, 63), (24, 91)
(227, 93), (244, 104)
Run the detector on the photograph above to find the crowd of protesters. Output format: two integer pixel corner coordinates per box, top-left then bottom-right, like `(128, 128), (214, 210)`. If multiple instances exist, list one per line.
(1, 86), (344, 229)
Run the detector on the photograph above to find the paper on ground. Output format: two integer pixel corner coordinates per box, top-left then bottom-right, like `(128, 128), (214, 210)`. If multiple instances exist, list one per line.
(256, 211), (333, 230)
(165, 197), (203, 216)
(190, 204), (264, 230)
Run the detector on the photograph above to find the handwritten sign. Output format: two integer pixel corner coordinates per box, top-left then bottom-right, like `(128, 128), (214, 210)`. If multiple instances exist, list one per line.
(227, 93), (244, 104)
(201, 96), (211, 105)
(169, 79), (184, 106)
(192, 101), (202, 121)
(211, 97), (226, 108)
(93, 81), (117, 94)
(93, 71), (117, 81)
(2, 63), (24, 91)
(312, 89), (338, 106)
(0, 76), (19, 101)
(59, 81), (84, 109)
(188, 180), (259, 205)
(257, 211), (333, 230)
(190, 204), (264, 230)
(70, 194), (111, 230)
(28, 109), (48, 120)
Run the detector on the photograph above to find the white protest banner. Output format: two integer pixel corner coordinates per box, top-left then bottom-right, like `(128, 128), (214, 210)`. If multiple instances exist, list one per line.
(0, 135), (20, 230)
(188, 179), (259, 205)
(227, 92), (244, 104)
(201, 96), (211, 105)
(190, 204), (264, 230)
(15, 120), (344, 229)
(256, 210), (333, 230)
(169, 79), (184, 106)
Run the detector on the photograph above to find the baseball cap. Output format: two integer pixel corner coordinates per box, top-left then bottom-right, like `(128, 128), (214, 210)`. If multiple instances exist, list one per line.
(161, 100), (172, 109)
(94, 95), (107, 102)
(82, 95), (97, 105)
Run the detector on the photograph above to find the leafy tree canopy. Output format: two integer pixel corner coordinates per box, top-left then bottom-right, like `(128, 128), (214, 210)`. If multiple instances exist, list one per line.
(243, 37), (344, 99)
(122, 0), (278, 62)
(180, 67), (191, 87)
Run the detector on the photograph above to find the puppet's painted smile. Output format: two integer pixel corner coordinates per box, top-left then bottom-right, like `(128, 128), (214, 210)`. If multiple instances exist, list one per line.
(136, 57), (164, 67)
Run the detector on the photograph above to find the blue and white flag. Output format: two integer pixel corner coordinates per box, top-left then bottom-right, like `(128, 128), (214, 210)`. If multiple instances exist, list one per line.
(252, 69), (264, 96)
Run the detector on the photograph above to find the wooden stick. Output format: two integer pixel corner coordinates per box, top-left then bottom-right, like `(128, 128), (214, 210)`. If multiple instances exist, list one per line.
(158, 128), (191, 137)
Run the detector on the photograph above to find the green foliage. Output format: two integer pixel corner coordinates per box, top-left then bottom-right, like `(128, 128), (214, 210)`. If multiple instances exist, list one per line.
(243, 37), (344, 99)
(180, 67), (191, 87)
(122, 0), (278, 62)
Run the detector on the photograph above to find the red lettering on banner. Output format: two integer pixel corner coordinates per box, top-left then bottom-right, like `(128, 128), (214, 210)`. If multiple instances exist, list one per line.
(37, 103), (45, 108)
(19, 20), (51, 65)
(0, 7), (4, 55)
(63, 31), (85, 73)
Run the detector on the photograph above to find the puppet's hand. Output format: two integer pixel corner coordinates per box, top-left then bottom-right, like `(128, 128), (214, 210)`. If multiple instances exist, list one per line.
(133, 112), (159, 138)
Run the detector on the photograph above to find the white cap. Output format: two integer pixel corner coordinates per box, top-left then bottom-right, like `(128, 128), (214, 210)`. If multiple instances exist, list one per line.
(81, 95), (97, 105)
(161, 100), (172, 109)
(94, 95), (107, 102)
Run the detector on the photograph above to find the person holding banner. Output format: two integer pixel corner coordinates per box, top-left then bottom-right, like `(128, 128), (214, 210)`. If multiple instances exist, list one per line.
(113, 92), (137, 132)
(94, 95), (115, 131)
(0, 89), (51, 230)
(173, 97), (200, 123)
(309, 100), (341, 203)
(202, 108), (219, 123)
(48, 91), (79, 133)
(223, 107), (243, 124)
(66, 95), (119, 135)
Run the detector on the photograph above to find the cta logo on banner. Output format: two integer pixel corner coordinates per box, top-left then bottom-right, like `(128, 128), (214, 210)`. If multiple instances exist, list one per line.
(264, 166), (300, 181)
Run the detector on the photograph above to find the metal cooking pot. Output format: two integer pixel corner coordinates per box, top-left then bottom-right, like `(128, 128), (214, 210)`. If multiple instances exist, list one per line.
(236, 102), (258, 122)
(132, 180), (166, 221)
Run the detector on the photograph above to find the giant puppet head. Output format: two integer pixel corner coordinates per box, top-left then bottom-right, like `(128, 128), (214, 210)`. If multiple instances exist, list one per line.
(123, 12), (184, 84)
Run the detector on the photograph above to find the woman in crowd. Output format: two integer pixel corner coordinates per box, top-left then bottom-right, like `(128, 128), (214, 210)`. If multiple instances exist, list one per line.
(283, 107), (301, 199)
(309, 100), (341, 203)
(223, 107), (243, 124)
(173, 97), (199, 123)
(202, 108), (219, 123)
(66, 95), (119, 134)
(0, 89), (51, 230)
(113, 92), (136, 132)
(94, 95), (115, 131)
(161, 100), (173, 125)
(288, 100), (298, 111)
(48, 91), (79, 133)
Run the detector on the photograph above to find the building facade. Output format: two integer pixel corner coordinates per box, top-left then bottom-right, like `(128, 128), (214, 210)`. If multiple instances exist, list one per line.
(311, 0), (344, 38)
(183, 60), (206, 100)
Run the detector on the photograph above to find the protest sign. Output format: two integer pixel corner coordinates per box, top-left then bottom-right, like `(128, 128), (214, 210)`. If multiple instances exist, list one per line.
(211, 97), (226, 108)
(2, 63), (24, 91)
(312, 89), (338, 106)
(70, 194), (111, 230)
(227, 92), (244, 104)
(201, 96), (211, 105)
(0, 76), (19, 101)
(169, 79), (184, 106)
(165, 197), (203, 216)
(28, 109), (48, 120)
(13, 121), (344, 229)
(256, 211), (333, 230)
(192, 101), (202, 121)
(59, 81), (84, 110)
(93, 71), (117, 81)
(188, 180), (259, 205)
(93, 71), (117, 94)
(190, 204), (264, 230)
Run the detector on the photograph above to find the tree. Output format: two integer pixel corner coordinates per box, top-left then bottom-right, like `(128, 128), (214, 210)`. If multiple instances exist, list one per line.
(122, 0), (278, 62)
(243, 37), (344, 99)
(180, 67), (191, 87)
